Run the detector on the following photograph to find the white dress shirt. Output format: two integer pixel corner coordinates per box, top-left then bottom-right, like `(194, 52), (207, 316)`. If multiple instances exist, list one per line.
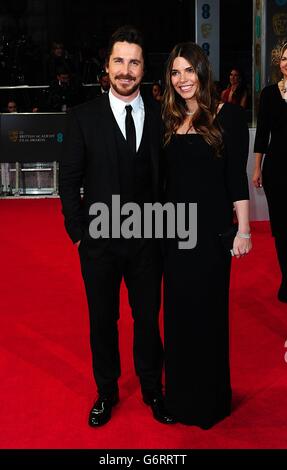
(108, 90), (145, 152)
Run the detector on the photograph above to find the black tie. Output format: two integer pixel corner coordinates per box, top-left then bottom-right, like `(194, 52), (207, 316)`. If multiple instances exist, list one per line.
(125, 105), (136, 154)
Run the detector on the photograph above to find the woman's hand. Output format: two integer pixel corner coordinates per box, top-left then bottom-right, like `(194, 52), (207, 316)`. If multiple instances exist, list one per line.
(231, 235), (252, 258)
(252, 167), (263, 188)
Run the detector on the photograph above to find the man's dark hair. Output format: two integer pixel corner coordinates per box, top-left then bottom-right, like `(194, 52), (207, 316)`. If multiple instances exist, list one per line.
(106, 25), (145, 63)
(98, 69), (108, 79)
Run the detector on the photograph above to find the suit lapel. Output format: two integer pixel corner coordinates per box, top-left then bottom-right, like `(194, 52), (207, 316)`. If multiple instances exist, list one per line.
(99, 94), (120, 194)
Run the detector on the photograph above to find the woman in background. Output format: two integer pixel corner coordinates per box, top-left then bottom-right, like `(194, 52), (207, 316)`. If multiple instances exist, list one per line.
(151, 81), (163, 102)
(253, 42), (287, 303)
(221, 67), (248, 109)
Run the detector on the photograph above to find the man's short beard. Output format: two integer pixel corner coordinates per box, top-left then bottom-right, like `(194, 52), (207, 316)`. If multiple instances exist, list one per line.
(112, 82), (140, 97)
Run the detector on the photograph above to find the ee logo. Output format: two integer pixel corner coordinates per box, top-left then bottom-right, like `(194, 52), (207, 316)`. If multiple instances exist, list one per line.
(57, 132), (64, 143)
(202, 4), (210, 19)
(202, 42), (210, 56)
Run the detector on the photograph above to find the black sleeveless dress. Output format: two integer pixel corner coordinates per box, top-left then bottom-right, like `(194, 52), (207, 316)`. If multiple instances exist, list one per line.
(163, 103), (249, 429)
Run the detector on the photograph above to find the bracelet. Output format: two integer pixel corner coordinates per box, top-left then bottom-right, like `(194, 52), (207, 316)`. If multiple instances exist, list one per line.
(236, 231), (251, 239)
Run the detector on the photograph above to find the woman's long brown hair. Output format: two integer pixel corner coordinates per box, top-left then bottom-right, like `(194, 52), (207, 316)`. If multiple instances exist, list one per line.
(162, 42), (223, 156)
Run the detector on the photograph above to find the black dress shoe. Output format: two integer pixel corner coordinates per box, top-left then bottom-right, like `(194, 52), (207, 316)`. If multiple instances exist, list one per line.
(143, 395), (176, 424)
(88, 394), (119, 427)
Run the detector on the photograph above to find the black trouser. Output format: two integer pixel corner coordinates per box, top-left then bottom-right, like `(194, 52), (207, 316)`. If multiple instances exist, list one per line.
(275, 235), (287, 284)
(79, 239), (163, 398)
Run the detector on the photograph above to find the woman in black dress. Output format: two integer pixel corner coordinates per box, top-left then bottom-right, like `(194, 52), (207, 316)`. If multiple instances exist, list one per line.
(161, 42), (252, 429)
(253, 42), (287, 303)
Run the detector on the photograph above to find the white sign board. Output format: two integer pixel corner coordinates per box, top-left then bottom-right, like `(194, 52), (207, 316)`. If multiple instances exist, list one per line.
(195, 0), (220, 80)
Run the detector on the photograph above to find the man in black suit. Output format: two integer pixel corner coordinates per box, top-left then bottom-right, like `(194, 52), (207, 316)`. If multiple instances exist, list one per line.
(97, 70), (110, 95)
(59, 26), (175, 427)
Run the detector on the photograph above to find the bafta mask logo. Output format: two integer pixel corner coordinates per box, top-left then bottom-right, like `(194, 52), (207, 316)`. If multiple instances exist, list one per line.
(273, 13), (287, 36)
(8, 130), (19, 143)
(201, 23), (212, 39)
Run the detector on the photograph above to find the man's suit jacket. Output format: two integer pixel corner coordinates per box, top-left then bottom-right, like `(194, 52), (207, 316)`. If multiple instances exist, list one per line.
(59, 93), (163, 254)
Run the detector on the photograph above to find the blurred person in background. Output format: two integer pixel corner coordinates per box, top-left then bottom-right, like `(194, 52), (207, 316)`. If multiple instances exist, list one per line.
(221, 67), (248, 109)
(47, 66), (82, 112)
(7, 100), (17, 113)
(151, 82), (163, 103)
(253, 42), (287, 303)
(98, 70), (110, 94)
(1, 99), (18, 196)
(44, 41), (74, 85)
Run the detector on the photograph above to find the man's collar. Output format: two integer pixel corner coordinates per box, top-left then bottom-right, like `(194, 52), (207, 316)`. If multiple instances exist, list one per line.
(109, 89), (143, 113)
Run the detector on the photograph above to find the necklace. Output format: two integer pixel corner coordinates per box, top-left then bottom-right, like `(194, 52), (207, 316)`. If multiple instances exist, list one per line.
(280, 78), (287, 94)
(186, 110), (195, 116)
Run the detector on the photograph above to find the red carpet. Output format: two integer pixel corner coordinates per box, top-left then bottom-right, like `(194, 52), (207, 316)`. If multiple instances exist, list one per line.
(0, 198), (287, 449)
